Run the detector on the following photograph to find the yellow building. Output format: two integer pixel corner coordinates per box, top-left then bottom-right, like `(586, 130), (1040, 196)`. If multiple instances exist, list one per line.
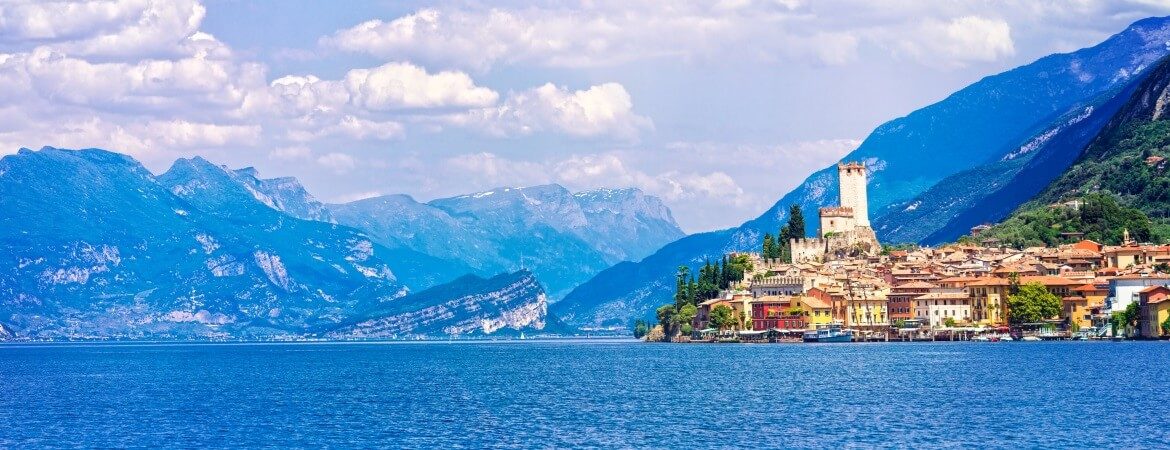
(1138, 286), (1170, 338)
(846, 296), (888, 330)
(1062, 283), (1107, 330)
(799, 295), (834, 328)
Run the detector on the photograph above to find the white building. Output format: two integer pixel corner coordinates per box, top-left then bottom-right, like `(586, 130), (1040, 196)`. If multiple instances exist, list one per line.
(1107, 275), (1170, 313)
(913, 289), (972, 327)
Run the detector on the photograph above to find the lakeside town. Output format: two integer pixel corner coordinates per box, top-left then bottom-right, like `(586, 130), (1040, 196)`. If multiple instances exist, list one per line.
(644, 163), (1170, 343)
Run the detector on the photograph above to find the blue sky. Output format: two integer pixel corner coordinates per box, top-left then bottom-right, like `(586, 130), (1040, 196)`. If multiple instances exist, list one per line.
(3, 1), (1170, 232)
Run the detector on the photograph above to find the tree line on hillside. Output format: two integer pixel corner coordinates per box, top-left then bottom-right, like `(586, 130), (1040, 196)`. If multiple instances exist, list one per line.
(647, 255), (752, 340)
(643, 204), (808, 340)
(968, 193), (1170, 248)
(762, 205), (805, 261)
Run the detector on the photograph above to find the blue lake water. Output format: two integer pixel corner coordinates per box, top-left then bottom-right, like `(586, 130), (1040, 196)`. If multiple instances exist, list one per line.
(1, 340), (1168, 448)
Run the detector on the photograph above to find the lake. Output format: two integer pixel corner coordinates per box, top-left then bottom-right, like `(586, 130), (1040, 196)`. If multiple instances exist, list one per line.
(1, 340), (1167, 448)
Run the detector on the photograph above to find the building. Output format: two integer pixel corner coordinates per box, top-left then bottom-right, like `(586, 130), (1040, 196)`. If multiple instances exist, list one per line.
(846, 294), (889, 330)
(1063, 283), (1108, 330)
(888, 281), (936, 323)
(790, 162), (880, 263)
(1137, 286), (1170, 338)
(749, 275), (806, 297)
(913, 289), (972, 327)
(749, 296), (807, 331)
(748, 295), (833, 331)
(1106, 276), (1170, 314)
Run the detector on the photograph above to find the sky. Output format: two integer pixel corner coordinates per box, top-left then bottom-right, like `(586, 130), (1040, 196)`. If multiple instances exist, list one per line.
(3, 1), (1170, 232)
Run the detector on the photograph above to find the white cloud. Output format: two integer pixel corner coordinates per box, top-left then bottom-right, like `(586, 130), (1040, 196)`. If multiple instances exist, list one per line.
(320, 5), (863, 70)
(894, 16), (1016, 67)
(0, 116), (260, 164)
(316, 152), (356, 174)
(0, 0), (219, 60)
(345, 62), (498, 110)
(21, 47), (262, 113)
(452, 82), (652, 139)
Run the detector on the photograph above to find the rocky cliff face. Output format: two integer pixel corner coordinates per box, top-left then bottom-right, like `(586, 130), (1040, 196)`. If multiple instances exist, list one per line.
(232, 167), (335, 223)
(327, 270), (551, 338)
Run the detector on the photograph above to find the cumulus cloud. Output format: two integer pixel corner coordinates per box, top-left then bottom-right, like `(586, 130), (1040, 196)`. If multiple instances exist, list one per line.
(894, 16), (1016, 67)
(345, 62), (498, 110)
(319, 5), (861, 70)
(0, 0), (221, 59)
(451, 83), (652, 139)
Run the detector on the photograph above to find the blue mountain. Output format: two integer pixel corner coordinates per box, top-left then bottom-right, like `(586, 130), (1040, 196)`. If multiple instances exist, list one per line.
(330, 185), (684, 299)
(554, 16), (1170, 328)
(0, 148), (452, 339)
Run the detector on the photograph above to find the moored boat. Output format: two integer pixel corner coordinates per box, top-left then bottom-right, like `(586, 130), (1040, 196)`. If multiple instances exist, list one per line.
(802, 322), (853, 343)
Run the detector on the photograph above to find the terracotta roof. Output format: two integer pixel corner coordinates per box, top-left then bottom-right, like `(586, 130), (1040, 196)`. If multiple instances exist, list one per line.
(799, 296), (831, 309)
(966, 278), (1011, 286)
(1138, 285), (1170, 294)
(1072, 284), (1106, 292)
(914, 292), (970, 300)
(895, 280), (938, 289)
(1018, 275), (1081, 286)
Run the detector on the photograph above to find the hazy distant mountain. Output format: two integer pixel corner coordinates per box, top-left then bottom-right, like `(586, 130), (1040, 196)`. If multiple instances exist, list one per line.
(232, 167), (336, 224)
(326, 270), (559, 339)
(554, 16), (1170, 328)
(330, 185), (684, 299)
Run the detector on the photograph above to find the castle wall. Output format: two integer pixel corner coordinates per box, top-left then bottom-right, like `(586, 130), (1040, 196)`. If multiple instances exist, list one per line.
(820, 213), (856, 238)
(790, 238), (825, 263)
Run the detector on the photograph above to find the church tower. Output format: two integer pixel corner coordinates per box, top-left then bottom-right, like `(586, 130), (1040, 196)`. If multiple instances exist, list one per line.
(837, 162), (868, 226)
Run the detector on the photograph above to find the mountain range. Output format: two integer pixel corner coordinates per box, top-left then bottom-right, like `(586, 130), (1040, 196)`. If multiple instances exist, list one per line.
(0, 147), (679, 339)
(553, 16), (1170, 328)
(330, 185), (684, 298)
(7, 16), (1170, 338)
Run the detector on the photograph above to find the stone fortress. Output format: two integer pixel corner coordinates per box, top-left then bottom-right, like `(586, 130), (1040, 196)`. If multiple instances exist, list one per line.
(790, 162), (881, 262)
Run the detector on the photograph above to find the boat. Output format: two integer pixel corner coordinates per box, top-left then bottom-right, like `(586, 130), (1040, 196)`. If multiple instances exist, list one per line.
(1020, 336), (1041, 342)
(803, 322), (853, 343)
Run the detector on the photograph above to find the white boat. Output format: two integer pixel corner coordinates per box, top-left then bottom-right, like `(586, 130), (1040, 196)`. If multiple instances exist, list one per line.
(1020, 336), (1041, 342)
(802, 322), (853, 343)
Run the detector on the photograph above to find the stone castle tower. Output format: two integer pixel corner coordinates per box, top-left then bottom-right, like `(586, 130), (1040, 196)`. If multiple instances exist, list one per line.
(837, 162), (868, 226)
(791, 161), (880, 263)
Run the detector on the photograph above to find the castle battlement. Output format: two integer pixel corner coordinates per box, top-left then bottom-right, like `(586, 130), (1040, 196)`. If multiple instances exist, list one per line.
(794, 160), (879, 263)
(819, 206), (854, 217)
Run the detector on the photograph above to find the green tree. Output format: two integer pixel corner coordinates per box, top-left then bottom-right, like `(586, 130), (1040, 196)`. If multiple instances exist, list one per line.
(633, 320), (649, 339)
(1161, 314), (1170, 336)
(1007, 283), (1061, 325)
(776, 204), (806, 262)
(656, 304), (677, 340)
(943, 317), (957, 328)
(1123, 301), (1141, 332)
(680, 323), (694, 336)
(676, 303), (698, 333)
(708, 305), (735, 331)
(762, 233), (776, 259)
(673, 266), (690, 308)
